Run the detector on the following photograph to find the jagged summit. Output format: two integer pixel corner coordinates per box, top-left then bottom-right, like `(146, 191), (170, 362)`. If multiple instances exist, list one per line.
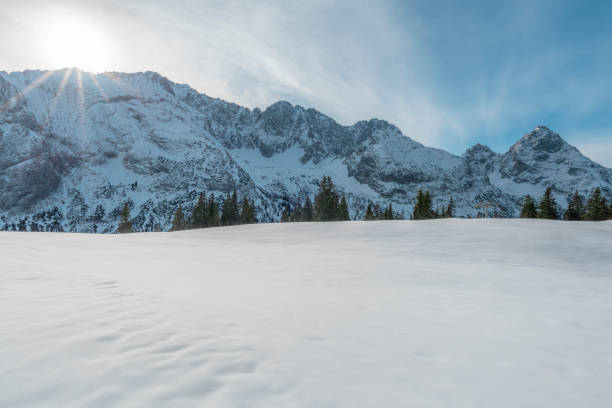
(510, 125), (572, 155)
(1, 69), (611, 232)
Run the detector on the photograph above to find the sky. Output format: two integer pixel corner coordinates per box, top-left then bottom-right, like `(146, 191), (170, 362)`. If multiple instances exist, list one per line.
(0, 0), (611, 166)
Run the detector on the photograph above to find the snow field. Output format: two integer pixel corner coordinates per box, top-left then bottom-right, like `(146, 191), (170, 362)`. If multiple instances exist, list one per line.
(1, 219), (612, 407)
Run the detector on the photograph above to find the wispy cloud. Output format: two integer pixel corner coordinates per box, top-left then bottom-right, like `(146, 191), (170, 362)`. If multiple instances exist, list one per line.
(569, 132), (612, 169)
(0, 0), (610, 164)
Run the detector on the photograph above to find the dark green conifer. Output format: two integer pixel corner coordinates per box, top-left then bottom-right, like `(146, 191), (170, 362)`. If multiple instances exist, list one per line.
(445, 197), (455, 218)
(191, 192), (207, 228)
(206, 194), (220, 227)
(118, 202), (133, 233)
(584, 187), (609, 221)
(314, 176), (340, 221)
(221, 192), (234, 226)
(338, 194), (350, 220)
(364, 203), (375, 221)
(537, 187), (559, 220)
(170, 205), (187, 231)
(564, 190), (584, 221)
(231, 190), (240, 225)
(520, 195), (537, 218)
(291, 200), (303, 222)
(303, 196), (314, 221)
(412, 190), (434, 220)
(240, 197), (257, 224)
(281, 206), (291, 222)
(384, 203), (394, 220)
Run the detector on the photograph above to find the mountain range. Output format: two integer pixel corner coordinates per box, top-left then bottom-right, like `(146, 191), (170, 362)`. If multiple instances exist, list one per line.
(1, 68), (610, 232)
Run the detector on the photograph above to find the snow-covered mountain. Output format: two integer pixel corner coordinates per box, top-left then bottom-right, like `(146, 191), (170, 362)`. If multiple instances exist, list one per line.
(1, 69), (610, 232)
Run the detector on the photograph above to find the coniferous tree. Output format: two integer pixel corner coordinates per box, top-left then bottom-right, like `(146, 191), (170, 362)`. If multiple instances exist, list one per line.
(221, 192), (233, 226)
(383, 203), (394, 220)
(412, 190), (434, 220)
(565, 190), (584, 221)
(191, 192), (207, 228)
(314, 176), (340, 221)
(364, 203), (375, 221)
(207, 193), (220, 227)
(537, 187), (559, 220)
(371, 203), (382, 220)
(291, 200), (304, 222)
(520, 195), (537, 218)
(303, 196), (314, 221)
(231, 190), (240, 225)
(170, 205), (187, 231)
(584, 187), (609, 221)
(424, 192), (433, 218)
(118, 202), (133, 233)
(445, 197), (455, 218)
(338, 194), (350, 221)
(240, 197), (257, 224)
(281, 206), (291, 222)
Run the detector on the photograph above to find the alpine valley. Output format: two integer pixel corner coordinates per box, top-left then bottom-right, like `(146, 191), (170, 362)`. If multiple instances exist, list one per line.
(1, 69), (611, 232)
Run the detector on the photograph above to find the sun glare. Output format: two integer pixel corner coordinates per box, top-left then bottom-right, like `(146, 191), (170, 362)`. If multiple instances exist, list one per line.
(43, 19), (110, 73)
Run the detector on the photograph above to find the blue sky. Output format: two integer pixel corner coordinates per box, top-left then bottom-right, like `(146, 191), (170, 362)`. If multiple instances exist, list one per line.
(0, 0), (610, 166)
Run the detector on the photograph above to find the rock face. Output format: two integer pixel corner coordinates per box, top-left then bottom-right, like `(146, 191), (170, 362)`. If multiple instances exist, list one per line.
(1, 69), (610, 232)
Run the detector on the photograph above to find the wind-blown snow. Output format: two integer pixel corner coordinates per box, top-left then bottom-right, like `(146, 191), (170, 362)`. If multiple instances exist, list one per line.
(1, 220), (611, 407)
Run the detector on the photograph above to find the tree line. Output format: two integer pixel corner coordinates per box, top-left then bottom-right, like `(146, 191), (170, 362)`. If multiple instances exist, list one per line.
(410, 190), (455, 220)
(520, 187), (612, 221)
(115, 179), (611, 233)
(118, 190), (258, 233)
(281, 176), (349, 222)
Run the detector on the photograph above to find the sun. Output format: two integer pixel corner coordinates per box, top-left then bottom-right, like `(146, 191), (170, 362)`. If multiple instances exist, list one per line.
(43, 19), (110, 73)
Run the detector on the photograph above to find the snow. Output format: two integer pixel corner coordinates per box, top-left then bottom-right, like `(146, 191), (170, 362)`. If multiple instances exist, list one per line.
(3, 69), (612, 231)
(230, 146), (380, 197)
(1, 219), (612, 407)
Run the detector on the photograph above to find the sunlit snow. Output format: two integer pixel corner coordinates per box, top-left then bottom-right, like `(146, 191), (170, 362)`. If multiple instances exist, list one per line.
(1, 219), (611, 407)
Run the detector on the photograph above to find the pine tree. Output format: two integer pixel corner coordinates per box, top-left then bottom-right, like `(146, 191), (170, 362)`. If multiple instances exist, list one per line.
(371, 203), (382, 220)
(584, 187), (609, 221)
(338, 194), (350, 221)
(291, 200), (303, 222)
(412, 190), (434, 220)
(118, 202), (133, 233)
(314, 176), (340, 221)
(383, 203), (394, 220)
(520, 195), (537, 218)
(537, 187), (559, 220)
(240, 197), (257, 224)
(424, 192), (433, 218)
(281, 206), (291, 222)
(221, 192), (233, 226)
(303, 196), (314, 221)
(364, 203), (375, 221)
(445, 197), (455, 218)
(564, 190), (584, 221)
(207, 193), (220, 227)
(231, 190), (240, 225)
(191, 192), (207, 228)
(170, 205), (187, 231)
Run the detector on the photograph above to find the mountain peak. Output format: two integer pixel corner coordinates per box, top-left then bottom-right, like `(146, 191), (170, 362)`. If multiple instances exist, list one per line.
(510, 126), (570, 154)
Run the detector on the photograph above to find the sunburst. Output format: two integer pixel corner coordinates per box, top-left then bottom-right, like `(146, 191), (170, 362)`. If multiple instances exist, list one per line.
(43, 19), (110, 73)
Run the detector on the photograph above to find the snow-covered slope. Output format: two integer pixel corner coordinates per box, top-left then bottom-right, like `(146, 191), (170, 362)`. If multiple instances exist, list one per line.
(1, 69), (611, 231)
(1, 220), (612, 407)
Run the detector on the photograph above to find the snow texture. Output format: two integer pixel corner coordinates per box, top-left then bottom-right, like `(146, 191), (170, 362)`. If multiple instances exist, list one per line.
(1, 219), (612, 407)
